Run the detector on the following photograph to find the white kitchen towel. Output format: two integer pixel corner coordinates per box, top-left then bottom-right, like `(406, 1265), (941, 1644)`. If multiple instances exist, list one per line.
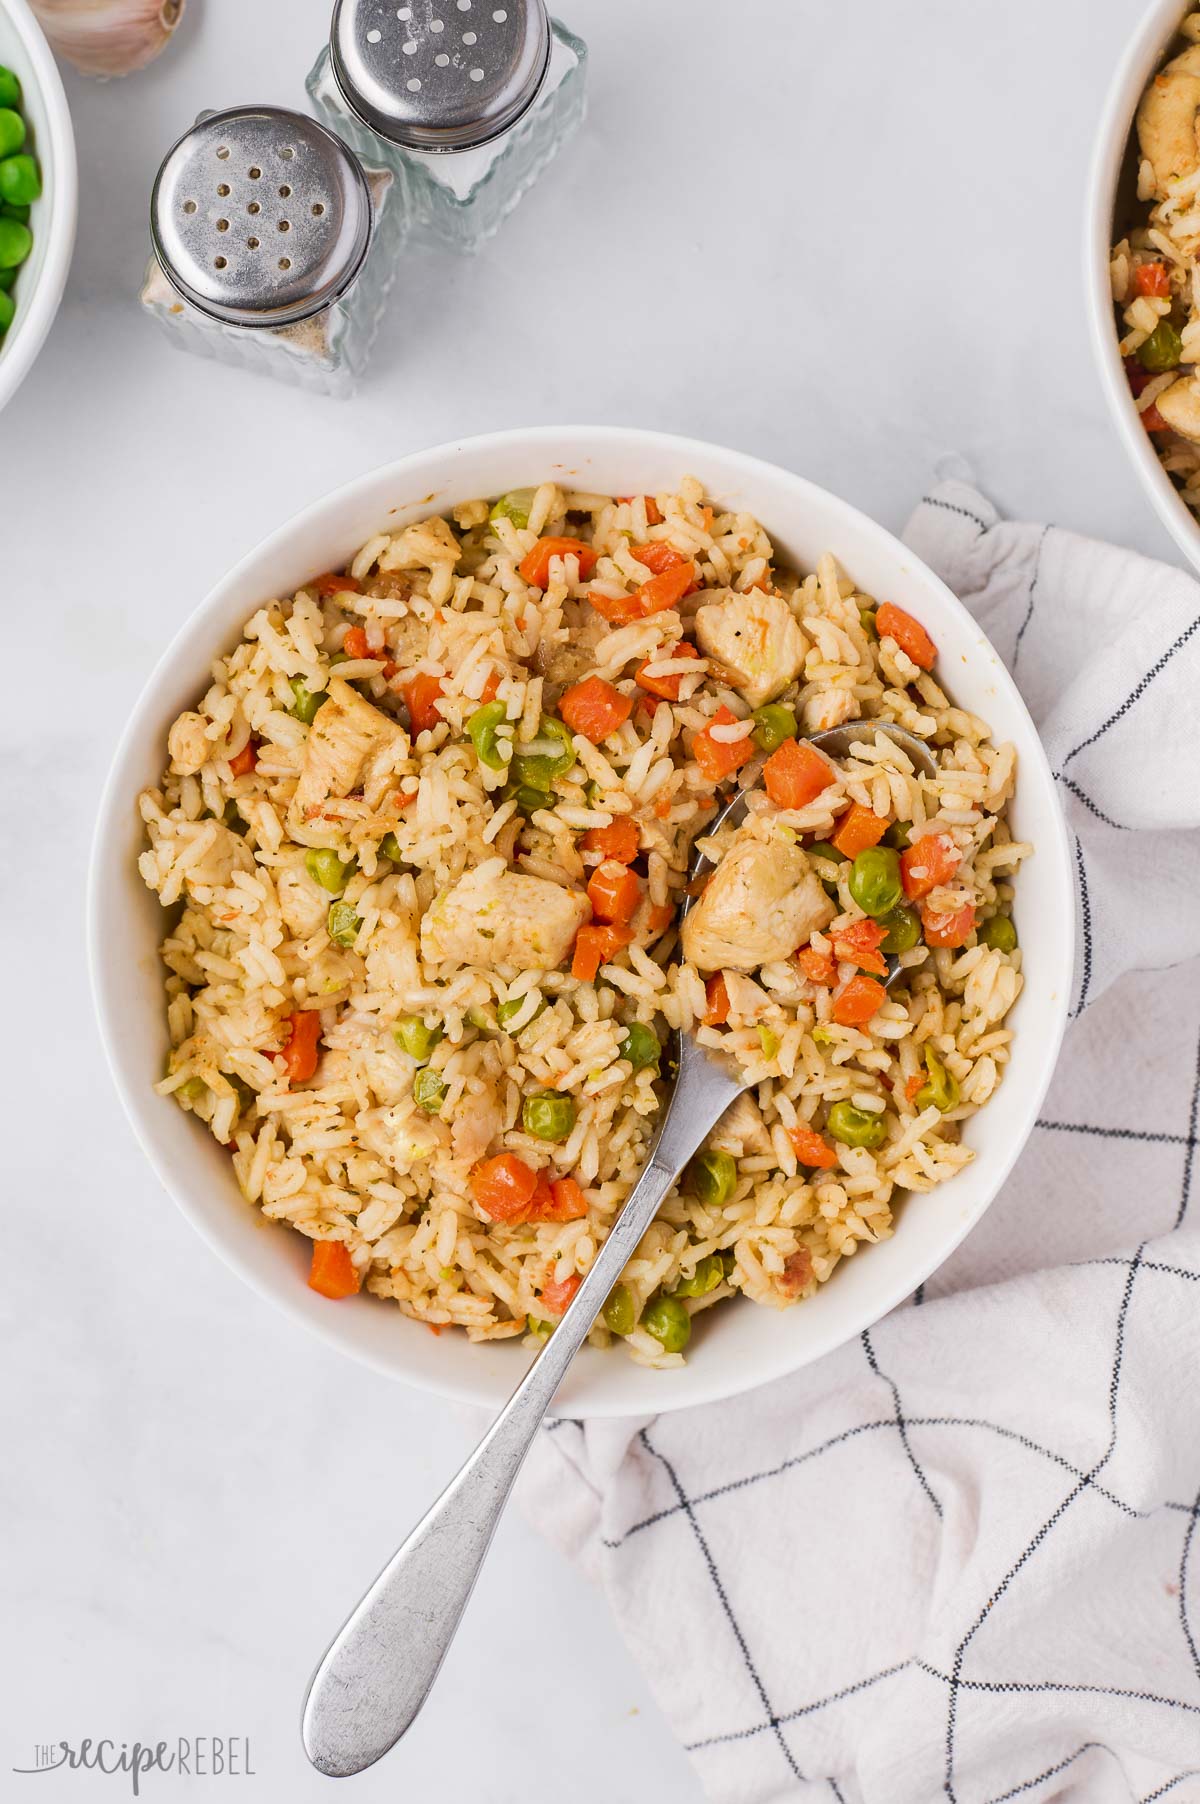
(522, 479), (1200, 1804)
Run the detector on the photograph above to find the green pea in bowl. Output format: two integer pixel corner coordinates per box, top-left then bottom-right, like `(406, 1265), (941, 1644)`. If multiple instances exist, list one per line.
(0, 0), (76, 415)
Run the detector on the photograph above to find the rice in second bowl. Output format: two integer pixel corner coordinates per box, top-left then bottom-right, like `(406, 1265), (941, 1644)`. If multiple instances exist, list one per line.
(137, 478), (1030, 1367)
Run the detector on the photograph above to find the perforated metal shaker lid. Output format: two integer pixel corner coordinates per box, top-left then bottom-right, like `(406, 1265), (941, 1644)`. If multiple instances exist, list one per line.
(330, 0), (551, 153)
(151, 107), (373, 329)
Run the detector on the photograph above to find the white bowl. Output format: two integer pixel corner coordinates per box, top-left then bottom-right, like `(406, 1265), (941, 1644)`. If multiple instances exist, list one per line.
(1086, 0), (1200, 573)
(88, 427), (1074, 1417)
(0, 0), (76, 415)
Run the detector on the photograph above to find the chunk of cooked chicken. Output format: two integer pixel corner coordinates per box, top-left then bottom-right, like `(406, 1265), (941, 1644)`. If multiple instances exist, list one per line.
(450, 1081), (506, 1164)
(421, 859), (590, 971)
(801, 687), (857, 734)
(681, 831), (834, 972)
(381, 515), (461, 571)
(694, 589), (809, 709)
(188, 821), (255, 893)
(357, 1102), (447, 1172)
(1138, 44), (1200, 198)
(277, 861), (332, 938)
(167, 711), (212, 776)
(1156, 375), (1200, 442)
(709, 1092), (772, 1158)
(294, 678), (405, 813)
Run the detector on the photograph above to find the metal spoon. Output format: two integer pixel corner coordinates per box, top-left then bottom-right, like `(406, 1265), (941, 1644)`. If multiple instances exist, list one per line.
(300, 718), (933, 1777)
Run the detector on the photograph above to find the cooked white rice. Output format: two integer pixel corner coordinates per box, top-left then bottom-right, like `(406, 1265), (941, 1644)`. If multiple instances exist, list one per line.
(138, 478), (1029, 1367)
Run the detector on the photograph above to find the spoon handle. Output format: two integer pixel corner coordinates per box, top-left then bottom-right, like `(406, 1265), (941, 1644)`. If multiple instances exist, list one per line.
(301, 1036), (741, 1778)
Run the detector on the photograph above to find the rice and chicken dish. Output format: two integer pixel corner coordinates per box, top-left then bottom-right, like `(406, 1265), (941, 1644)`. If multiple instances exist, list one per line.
(139, 479), (1028, 1367)
(1111, 4), (1200, 517)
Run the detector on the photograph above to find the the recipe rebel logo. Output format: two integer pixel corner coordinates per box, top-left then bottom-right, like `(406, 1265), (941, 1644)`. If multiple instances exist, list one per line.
(12, 1738), (256, 1794)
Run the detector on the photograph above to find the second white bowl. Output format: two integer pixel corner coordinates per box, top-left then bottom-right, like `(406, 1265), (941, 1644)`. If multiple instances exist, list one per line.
(88, 427), (1074, 1417)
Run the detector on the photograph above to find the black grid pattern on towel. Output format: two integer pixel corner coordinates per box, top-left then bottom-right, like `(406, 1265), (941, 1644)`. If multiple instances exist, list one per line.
(573, 1063), (1200, 1801)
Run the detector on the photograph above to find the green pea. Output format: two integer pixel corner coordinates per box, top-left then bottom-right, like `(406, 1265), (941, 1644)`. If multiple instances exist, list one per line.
(512, 715), (575, 791)
(1139, 320), (1184, 372)
(642, 1294), (691, 1353)
(619, 1021), (661, 1072)
(0, 215), (31, 268)
(879, 903), (921, 955)
(0, 68), (20, 110)
(0, 154), (39, 207)
(0, 286), (13, 333)
(467, 699), (512, 771)
(826, 1100), (888, 1149)
(673, 1254), (725, 1299)
(602, 1283), (636, 1336)
(305, 847), (356, 894)
(498, 994), (547, 1032)
(758, 1025), (781, 1058)
(394, 1016), (443, 1063)
(413, 1068), (447, 1113)
(860, 607), (878, 640)
(288, 675), (328, 725)
(884, 820), (912, 851)
(465, 1005), (496, 1033)
(527, 1316), (554, 1339)
(848, 845), (903, 918)
(176, 1076), (207, 1105)
(522, 1092), (576, 1142)
(916, 1044), (960, 1113)
(489, 488), (536, 530)
(378, 831), (404, 863)
(751, 703), (797, 753)
(686, 1148), (737, 1207)
(979, 914), (1018, 954)
(0, 108), (24, 158)
(326, 900), (363, 948)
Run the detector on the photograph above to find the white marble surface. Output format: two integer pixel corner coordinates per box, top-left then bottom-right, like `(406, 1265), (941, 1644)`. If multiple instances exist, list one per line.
(1, 0), (1182, 1797)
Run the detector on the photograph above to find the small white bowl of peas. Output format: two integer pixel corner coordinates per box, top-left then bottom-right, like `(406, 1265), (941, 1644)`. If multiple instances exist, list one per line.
(0, 0), (75, 414)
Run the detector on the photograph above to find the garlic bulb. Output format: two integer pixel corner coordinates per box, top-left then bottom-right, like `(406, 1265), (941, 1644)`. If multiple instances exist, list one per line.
(29, 0), (186, 79)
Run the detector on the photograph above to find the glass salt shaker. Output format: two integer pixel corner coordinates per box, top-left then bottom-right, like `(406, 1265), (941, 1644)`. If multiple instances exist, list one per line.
(306, 0), (587, 254)
(139, 106), (399, 399)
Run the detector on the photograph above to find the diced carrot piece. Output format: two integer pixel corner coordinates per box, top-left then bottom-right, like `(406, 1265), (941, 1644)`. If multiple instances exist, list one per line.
(704, 971), (730, 1026)
(920, 901), (976, 949)
(308, 1240), (360, 1299)
(763, 738), (836, 810)
(312, 572), (362, 597)
(831, 974), (888, 1027)
(560, 675), (633, 744)
(525, 1176), (589, 1223)
(519, 537), (599, 589)
(541, 1271), (583, 1315)
(471, 1153), (540, 1222)
(480, 669), (502, 704)
(618, 495), (664, 526)
(587, 861), (642, 926)
(403, 672), (445, 734)
(581, 818), (640, 864)
(646, 902), (675, 935)
(692, 706), (756, 782)
(571, 923), (633, 982)
(589, 559), (697, 627)
(227, 737), (257, 777)
(900, 832), (961, 899)
(796, 945), (837, 986)
(1143, 403), (1169, 433)
(876, 602), (937, 671)
(787, 1125), (839, 1169)
(1135, 261), (1171, 297)
(631, 541), (688, 575)
(905, 1073), (925, 1103)
(831, 918), (889, 977)
(342, 626), (371, 661)
(831, 803), (889, 858)
(280, 1009), (322, 1083)
(635, 640), (700, 700)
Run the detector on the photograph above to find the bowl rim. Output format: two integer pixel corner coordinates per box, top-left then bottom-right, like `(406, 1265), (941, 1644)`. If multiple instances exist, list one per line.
(1084, 0), (1200, 575)
(88, 426), (1074, 1417)
(0, 0), (78, 415)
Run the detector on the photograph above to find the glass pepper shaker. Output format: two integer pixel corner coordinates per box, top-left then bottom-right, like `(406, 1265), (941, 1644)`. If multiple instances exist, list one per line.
(306, 0), (587, 254)
(139, 106), (400, 399)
